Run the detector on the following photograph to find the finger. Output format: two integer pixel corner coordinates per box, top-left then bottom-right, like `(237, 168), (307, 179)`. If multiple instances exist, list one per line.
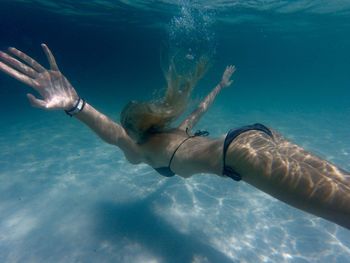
(8, 47), (46, 73)
(226, 66), (235, 76)
(27, 93), (47, 109)
(41, 43), (59, 71)
(0, 51), (38, 78)
(227, 65), (235, 72)
(0, 61), (39, 88)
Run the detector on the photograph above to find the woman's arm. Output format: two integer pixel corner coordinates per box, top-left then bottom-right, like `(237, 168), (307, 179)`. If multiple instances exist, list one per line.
(178, 65), (235, 131)
(74, 103), (141, 163)
(0, 44), (141, 162)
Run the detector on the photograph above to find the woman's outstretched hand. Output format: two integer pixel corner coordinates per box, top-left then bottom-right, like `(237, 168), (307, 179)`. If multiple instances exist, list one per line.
(220, 65), (236, 88)
(0, 44), (78, 110)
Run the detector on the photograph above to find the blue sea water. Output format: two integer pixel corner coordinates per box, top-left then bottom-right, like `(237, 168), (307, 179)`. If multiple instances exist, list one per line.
(0, 1), (350, 262)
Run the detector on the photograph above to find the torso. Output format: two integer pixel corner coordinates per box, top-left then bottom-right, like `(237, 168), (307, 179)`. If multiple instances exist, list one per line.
(123, 126), (350, 229)
(127, 125), (274, 179)
(137, 129), (224, 177)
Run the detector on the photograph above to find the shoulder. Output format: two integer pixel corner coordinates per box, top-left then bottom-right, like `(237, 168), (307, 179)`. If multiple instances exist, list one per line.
(116, 131), (143, 164)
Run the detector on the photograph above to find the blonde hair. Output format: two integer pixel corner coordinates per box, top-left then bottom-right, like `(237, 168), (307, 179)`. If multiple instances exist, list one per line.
(120, 56), (208, 143)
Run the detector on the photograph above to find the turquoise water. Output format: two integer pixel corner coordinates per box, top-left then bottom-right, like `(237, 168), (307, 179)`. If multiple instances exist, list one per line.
(0, 1), (350, 262)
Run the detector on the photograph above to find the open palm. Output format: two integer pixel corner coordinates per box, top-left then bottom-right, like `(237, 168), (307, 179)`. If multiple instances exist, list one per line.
(220, 65), (236, 88)
(0, 44), (78, 110)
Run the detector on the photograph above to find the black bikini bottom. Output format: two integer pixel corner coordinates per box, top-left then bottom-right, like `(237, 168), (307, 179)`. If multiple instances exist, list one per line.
(223, 123), (273, 181)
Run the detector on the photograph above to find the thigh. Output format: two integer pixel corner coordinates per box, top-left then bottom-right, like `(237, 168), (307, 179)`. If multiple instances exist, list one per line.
(272, 131), (350, 186)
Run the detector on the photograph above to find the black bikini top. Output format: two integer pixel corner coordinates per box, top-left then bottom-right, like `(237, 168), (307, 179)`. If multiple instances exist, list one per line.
(154, 129), (209, 177)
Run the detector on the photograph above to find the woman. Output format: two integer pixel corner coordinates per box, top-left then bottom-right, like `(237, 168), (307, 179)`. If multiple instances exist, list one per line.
(0, 44), (349, 230)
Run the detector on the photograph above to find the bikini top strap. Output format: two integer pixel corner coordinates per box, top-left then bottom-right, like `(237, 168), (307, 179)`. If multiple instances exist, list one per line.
(168, 129), (210, 168)
(168, 136), (192, 168)
(194, 130), (210, 137)
(186, 127), (210, 137)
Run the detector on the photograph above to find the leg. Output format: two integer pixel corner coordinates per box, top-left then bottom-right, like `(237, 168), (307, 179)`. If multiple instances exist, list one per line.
(226, 130), (350, 230)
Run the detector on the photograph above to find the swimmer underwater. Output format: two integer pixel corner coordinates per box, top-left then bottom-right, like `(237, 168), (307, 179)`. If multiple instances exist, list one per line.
(0, 44), (349, 230)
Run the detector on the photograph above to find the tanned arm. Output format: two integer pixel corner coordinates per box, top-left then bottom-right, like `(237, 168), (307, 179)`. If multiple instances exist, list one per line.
(0, 44), (141, 162)
(179, 65), (236, 131)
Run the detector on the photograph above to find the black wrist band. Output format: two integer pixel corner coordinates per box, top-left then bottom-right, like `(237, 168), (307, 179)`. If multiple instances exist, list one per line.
(65, 98), (86, 117)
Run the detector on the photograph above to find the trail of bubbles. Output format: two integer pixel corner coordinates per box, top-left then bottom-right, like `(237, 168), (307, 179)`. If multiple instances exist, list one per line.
(166, 1), (216, 75)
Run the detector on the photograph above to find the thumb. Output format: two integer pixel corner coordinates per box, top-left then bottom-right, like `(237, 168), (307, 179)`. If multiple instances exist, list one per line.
(27, 93), (47, 109)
